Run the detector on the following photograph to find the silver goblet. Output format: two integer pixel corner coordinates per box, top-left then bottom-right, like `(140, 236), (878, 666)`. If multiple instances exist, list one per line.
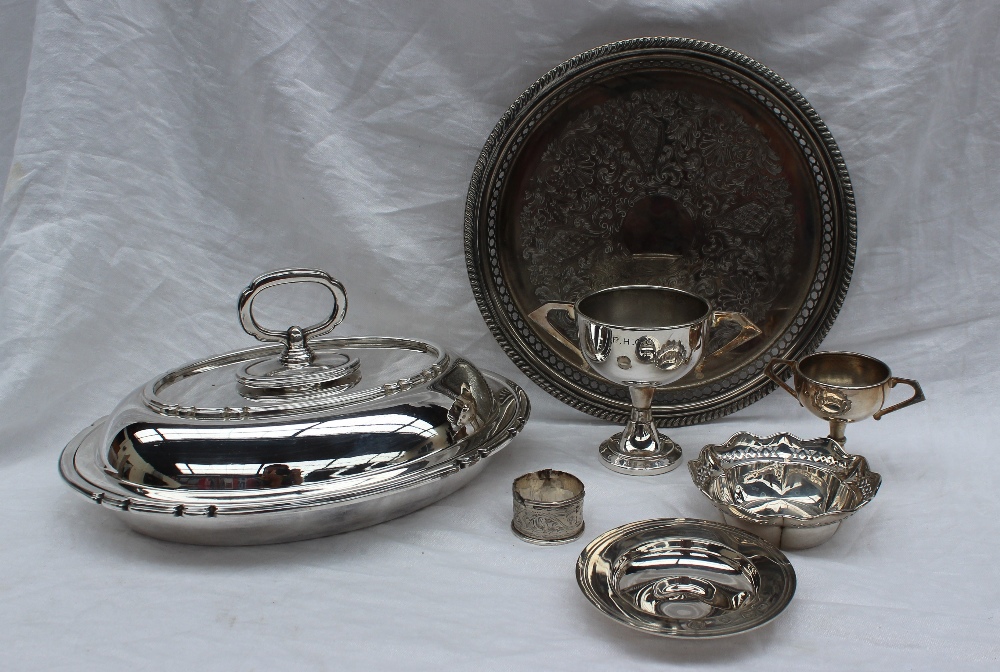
(532, 286), (760, 475)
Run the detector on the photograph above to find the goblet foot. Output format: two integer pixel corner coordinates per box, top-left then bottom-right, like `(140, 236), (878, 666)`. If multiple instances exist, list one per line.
(599, 432), (682, 475)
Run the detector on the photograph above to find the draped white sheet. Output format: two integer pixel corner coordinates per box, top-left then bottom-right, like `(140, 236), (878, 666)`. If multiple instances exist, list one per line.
(1, 1), (998, 669)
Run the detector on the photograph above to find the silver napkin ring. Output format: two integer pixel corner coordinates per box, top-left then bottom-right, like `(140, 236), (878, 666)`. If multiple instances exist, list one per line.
(511, 469), (585, 545)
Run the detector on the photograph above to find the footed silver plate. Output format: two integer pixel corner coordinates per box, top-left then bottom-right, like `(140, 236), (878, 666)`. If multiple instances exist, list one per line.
(688, 432), (881, 550)
(577, 518), (795, 638)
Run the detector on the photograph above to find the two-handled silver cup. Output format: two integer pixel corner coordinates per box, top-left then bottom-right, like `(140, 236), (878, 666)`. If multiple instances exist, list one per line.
(530, 286), (760, 475)
(765, 351), (924, 445)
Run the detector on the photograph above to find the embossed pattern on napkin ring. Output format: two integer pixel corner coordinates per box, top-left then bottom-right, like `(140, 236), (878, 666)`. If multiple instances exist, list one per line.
(511, 470), (585, 545)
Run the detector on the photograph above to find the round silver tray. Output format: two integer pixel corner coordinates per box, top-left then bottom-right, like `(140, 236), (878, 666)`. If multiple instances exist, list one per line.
(465, 37), (856, 426)
(60, 370), (528, 545)
(576, 518), (795, 638)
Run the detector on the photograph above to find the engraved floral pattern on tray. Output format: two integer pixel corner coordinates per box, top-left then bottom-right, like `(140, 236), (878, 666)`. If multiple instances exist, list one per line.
(518, 89), (796, 331)
(465, 38), (857, 426)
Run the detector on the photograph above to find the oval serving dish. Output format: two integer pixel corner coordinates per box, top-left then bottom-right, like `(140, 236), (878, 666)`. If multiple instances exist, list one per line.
(59, 269), (529, 545)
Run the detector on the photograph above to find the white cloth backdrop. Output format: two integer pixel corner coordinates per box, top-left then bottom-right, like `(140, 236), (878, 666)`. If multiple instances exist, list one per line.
(2, 1), (998, 669)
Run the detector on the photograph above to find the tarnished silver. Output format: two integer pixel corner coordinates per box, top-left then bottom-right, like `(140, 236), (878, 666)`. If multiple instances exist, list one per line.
(532, 286), (759, 475)
(465, 37), (856, 428)
(511, 469), (585, 545)
(765, 351), (924, 445)
(576, 518), (795, 638)
(58, 270), (530, 545)
(688, 433), (881, 550)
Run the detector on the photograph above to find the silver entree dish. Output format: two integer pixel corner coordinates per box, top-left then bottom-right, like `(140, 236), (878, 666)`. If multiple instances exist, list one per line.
(59, 269), (530, 545)
(688, 432), (881, 550)
(577, 518), (795, 638)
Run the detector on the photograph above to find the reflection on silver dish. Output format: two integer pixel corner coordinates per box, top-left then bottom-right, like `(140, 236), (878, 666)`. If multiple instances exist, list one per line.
(688, 433), (881, 550)
(577, 519), (795, 638)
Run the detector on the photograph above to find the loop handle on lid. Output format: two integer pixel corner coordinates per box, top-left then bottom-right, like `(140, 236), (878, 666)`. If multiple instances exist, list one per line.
(238, 269), (348, 366)
(235, 269), (359, 398)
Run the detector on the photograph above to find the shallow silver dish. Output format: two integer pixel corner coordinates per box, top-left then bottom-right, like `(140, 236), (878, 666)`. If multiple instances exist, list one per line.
(688, 433), (880, 550)
(577, 518), (795, 638)
(58, 269), (530, 545)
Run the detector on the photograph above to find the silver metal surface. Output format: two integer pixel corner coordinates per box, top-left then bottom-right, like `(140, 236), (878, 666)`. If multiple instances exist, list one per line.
(465, 37), (856, 428)
(60, 371), (529, 545)
(534, 286), (758, 475)
(576, 518), (795, 638)
(765, 351), (924, 445)
(688, 433), (881, 550)
(57, 269), (532, 544)
(511, 469), (585, 545)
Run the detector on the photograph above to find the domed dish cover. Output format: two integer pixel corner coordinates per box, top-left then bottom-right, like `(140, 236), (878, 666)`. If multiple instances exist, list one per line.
(59, 269), (530, 545)
(688, 432), (880, 550)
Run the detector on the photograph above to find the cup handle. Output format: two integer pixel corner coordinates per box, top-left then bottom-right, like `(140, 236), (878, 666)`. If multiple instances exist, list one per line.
(526, 301), (587, 368)
(695, 311), (762, 375)
(872, 377), (925, 420)
(764, 357), (799, 399)
(710, 312), (762, 358)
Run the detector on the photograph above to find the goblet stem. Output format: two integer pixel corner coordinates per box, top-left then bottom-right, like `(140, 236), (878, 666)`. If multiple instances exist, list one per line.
(828, 418), (848, 446)
(598, 385), (682, 475)
(619, 385), (660, 455)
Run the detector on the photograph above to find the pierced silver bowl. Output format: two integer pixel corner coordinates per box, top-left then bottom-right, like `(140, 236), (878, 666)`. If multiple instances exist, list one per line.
(688, 433), (881, 550)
